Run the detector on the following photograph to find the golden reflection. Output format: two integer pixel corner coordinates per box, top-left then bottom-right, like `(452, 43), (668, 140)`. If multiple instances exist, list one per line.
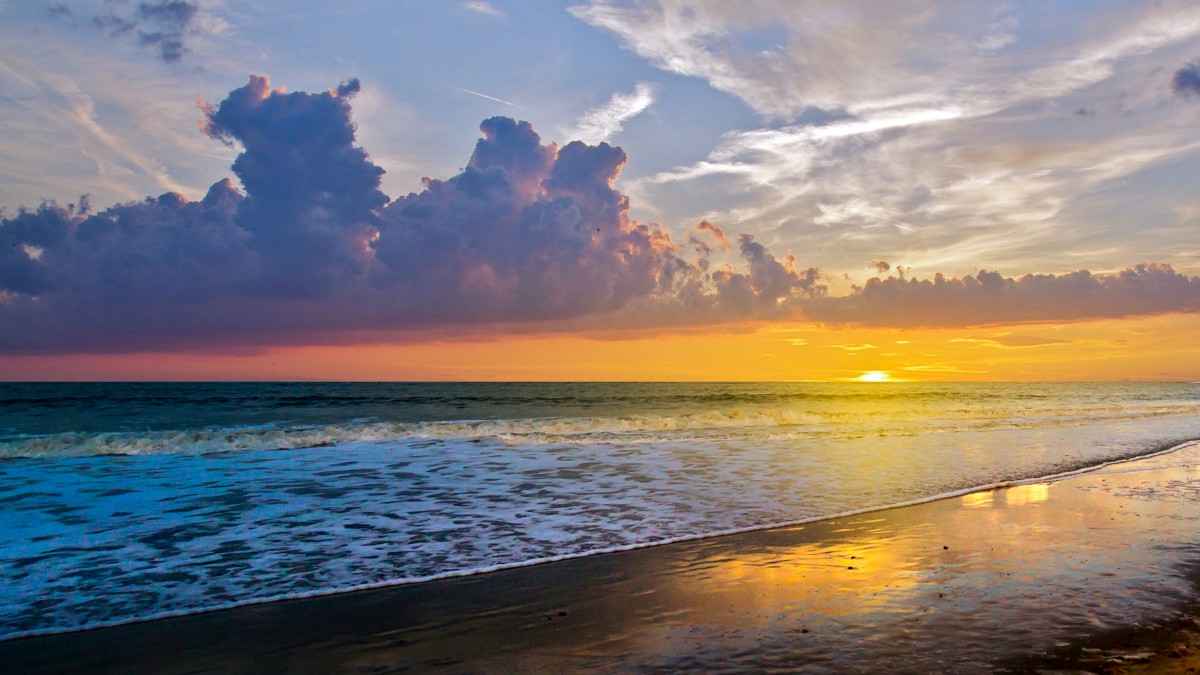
(1004, 483), (1050, 506)
(961, 491), (994, 509)
(659, 523), (934, 624)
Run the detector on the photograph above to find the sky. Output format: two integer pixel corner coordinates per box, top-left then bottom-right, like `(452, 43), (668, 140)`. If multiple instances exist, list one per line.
(1, 0), (1199, 381)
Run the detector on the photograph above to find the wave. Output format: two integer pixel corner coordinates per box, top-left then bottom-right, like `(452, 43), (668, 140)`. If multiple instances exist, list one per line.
(4, 437), (1195, 643)
(2, 401), (1198, 459)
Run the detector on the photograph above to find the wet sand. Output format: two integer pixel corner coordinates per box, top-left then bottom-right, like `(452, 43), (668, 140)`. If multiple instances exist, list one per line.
(3, 440), (1200, 673)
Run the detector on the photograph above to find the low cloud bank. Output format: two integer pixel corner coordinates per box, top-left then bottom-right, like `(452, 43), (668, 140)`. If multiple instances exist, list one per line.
(802, 265), (1200, 328)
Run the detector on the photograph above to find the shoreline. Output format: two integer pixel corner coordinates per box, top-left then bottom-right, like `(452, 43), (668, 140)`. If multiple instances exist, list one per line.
(4, 438), (1200, 671)
(2, 438), (1194, 645)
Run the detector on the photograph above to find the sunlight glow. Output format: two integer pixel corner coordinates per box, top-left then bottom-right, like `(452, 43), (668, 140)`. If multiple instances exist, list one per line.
(858, 371), (892, 382)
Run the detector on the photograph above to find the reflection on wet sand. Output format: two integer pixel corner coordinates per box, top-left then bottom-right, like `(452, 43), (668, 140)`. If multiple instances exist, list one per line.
(3, 446), (1200, 673)
(411, 448), (1200, 673)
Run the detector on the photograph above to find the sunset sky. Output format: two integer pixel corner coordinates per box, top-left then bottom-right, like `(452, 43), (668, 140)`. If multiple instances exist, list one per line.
(1, 0), (1199, 381)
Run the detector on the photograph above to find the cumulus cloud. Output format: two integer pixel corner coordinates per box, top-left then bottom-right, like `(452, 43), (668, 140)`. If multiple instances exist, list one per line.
(802, 264), (1200, 328)
(571, 82), (657, 144)
(1173, 61), (1200, 98)
(200, 75), (387, 295)
(369, 118), (674, 322)
(687, 220), (730, 262)
(369, 116), (826, 324)
(0, 76), (823, 353)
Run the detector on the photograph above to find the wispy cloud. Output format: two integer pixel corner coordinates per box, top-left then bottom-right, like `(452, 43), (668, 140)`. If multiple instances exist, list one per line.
(826, 343), (876, 352)
(950, 335), (1073, 349)
(578, 0), (1200, 280)
(570, 82), (656, 144)
(463, 1), (505, 19)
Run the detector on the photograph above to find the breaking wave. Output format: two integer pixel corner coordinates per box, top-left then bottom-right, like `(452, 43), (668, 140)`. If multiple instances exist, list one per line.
(3, 400), (1197, 459)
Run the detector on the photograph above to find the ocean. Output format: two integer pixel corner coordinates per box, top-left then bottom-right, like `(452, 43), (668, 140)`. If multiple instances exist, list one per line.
(2, 381), (1199, 640)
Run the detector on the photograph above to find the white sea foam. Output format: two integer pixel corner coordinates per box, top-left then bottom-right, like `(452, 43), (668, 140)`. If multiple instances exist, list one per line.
(4, 438), (1197, 642)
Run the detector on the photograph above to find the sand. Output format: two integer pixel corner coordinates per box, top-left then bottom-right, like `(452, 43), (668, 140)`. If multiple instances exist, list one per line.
(3, 441), (1200, 673)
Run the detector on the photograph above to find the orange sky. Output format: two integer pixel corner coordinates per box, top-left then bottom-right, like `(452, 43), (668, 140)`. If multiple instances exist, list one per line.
(4, 312), (1197, 382)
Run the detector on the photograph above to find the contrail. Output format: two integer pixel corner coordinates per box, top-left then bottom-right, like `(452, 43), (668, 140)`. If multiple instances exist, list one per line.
(452, 86), (521, 108)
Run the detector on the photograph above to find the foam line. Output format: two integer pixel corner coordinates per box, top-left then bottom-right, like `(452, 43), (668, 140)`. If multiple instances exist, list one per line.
(4, 437), (1195, 643)
(4, 402), (1197, 459)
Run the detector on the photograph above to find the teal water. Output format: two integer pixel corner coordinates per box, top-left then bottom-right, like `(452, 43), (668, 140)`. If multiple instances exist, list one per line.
(1, 382), (1199, 638)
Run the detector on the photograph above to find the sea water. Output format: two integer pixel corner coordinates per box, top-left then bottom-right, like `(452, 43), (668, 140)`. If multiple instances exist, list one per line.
(1, 381), (1198, 639)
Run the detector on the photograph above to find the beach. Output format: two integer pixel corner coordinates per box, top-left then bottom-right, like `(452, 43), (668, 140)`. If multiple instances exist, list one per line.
(3, 439), (1200, 672)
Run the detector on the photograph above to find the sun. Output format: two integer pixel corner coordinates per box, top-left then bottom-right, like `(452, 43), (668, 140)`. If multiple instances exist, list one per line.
(857, 371), (892, 383)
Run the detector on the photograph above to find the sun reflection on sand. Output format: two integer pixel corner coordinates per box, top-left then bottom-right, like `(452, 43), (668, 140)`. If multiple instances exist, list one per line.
(676, 534), (925, 621)
(1005, 483), (1050, 506)
(534, 467), (1190, 671)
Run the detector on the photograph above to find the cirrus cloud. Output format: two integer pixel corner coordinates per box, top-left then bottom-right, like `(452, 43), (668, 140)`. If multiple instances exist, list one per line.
(570, 82), (657, 145)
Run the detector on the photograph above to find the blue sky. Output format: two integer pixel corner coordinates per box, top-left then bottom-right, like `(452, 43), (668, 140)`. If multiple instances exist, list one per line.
(2, 1), (1200, 361)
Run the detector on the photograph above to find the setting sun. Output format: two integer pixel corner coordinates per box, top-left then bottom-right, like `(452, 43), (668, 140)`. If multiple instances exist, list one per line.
(858, 371), (892, 383)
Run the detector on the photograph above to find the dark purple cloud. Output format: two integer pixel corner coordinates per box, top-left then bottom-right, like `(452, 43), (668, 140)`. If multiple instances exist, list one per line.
(369, 117), (824, 323)
(370, 120), (673, 321)
(80, 0), (200, 63)
(202, 75), (386, 296)
(1173, 62), (1200, 98)
(801, 264), (1200, 328)
(0, 76), (824, 353)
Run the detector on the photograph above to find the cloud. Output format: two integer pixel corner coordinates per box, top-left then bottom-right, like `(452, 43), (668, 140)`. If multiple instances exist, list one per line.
(1173, 61), (1200, 98)
(583, 1), (1200, 281)
(0, 76), (823, 353)
(827, 344), (876, 352)
(369, 116), (825, 325)
(200, 75), (387, 295)
(801, 264), (1200, 328)
(570, 1), (1021, 119)
(951, 335), (1072, 348)
(570, 82), (656, 144)
(4, 75), (1197, 354)
(75, 0), (204, 63)
(369, 117), (674, 322)
(463, 1), (505, 18)
(687, 220), (730, 262)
